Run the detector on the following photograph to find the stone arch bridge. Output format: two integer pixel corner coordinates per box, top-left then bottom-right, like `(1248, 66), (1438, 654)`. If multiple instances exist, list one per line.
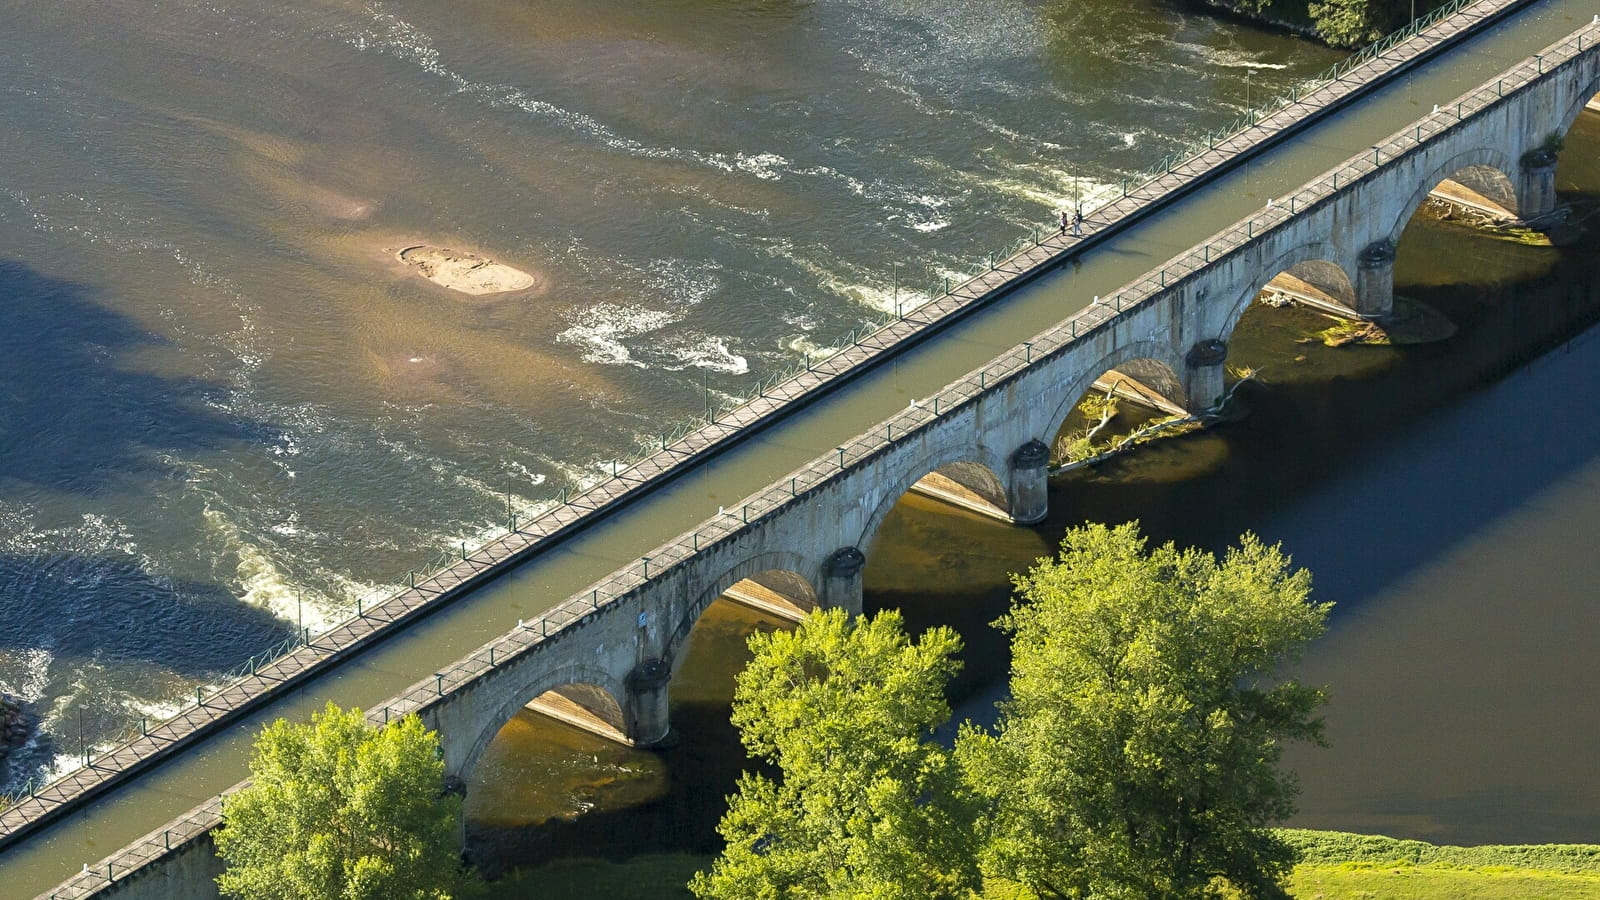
(400, 23), (1600, 808)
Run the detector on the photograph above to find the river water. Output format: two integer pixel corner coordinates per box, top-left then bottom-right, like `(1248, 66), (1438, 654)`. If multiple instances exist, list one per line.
(0, 0), (1339, 779)
(464, 107), (1600, 884)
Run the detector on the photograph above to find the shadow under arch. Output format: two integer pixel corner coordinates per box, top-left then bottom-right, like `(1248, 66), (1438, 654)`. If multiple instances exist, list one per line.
(663, 550), (820, 682)
(1387, 148), (1521, 243)
(1041, 338), (1188, 447)
(1211, 242), (1358, 347)
(456, 662), (632, 789)
(853, 441), (1012, 556)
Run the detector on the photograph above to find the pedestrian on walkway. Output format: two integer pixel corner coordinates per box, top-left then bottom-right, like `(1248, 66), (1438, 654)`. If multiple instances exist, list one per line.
(1071, 208), (1084, 237)
(1058, 209), (1069, 235)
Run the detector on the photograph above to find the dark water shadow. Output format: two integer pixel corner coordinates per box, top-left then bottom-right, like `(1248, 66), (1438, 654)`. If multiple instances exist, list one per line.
(1070, 239), (1600, 613)
(467, 693), (748, 879)
(0, 260), (269, 494)
(0, 550), (294, 679)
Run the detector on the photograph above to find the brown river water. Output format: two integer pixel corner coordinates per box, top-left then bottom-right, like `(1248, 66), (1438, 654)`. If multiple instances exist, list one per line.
(465, 108), (1600, 882)
(0, 0), (1338, 781)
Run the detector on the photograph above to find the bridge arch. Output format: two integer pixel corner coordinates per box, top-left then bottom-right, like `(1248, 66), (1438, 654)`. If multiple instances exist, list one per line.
(1553, 75), (1600, 144)
(454, 662), (631, 791)
(1211, 242), (1357, 346)
(1042, 339), (1188, 444)
(853, 439), (1013, 556)
(1387, 147), (1520, 241)
(663, 550), (820, 681)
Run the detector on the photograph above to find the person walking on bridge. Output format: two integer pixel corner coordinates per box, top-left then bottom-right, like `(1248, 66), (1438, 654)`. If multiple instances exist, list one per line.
(1058, 209), (1069, 235)
(1071, 207), (1084, 237)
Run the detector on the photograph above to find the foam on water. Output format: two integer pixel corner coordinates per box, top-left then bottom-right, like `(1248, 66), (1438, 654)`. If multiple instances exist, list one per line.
(663, 335), (749, 375)
(333, 5), (853, 195)
(0, 647), (53, 705)
(557, 304), (678, 367)
(201, 504), (337, 634)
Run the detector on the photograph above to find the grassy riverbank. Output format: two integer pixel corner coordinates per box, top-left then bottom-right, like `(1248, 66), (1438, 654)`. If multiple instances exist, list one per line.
(1280, 830), (1600, 898)
(497, 831), (1600, 899)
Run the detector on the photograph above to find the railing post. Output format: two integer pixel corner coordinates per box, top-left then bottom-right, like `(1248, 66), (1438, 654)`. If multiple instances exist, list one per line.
(1024, 341), (1033, 364)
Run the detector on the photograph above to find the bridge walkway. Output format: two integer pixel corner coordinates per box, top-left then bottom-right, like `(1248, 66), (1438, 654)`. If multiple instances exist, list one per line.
(7, 0), (1599, 895)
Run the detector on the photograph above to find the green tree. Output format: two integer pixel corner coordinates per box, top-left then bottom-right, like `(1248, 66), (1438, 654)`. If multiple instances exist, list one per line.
(691, 607), (979, 900)
(1310, 0), (1400, 47)
(959, 523), (1330, 900)
(215, 702), (475, 900)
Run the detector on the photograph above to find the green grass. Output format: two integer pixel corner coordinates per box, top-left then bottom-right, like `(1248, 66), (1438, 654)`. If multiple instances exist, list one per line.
(1282, 829), (1600, 874)
(489, 832), (1600, 899)
(1278, 831), (1600, 899)
(1290, 863), (1600, 899)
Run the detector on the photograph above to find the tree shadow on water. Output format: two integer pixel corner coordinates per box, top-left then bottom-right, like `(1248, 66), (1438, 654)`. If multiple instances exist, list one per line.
(0, 262), (293, 681)
(0, 550), (293, 681)
(0, 259), (267, 493)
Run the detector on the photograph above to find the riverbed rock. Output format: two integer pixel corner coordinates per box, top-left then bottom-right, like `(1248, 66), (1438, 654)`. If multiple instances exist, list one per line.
(396, 245), (538, 296)
(0, 693), (34, 761)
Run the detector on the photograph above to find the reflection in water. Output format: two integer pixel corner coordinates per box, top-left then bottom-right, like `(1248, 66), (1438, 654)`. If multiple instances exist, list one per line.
(479, 112), (1600, 883)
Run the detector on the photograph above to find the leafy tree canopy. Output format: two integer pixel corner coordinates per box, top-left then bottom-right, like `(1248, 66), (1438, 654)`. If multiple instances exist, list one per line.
(692, 607), (980, 900)
(958, 522), (1331, 900)
(215, 702), (475, 900)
